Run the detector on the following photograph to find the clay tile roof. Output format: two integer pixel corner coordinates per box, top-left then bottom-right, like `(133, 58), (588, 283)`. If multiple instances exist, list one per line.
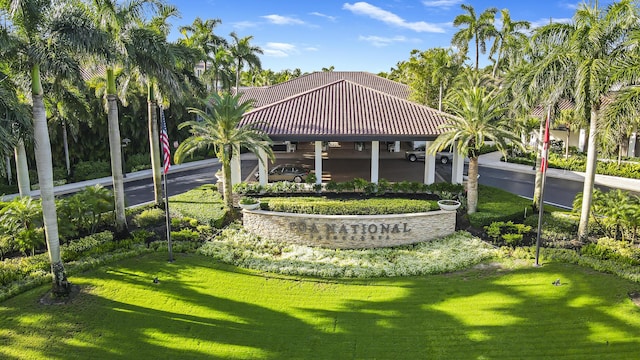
(238, 71), (410, 108)
(239, 79), (449, 141)
(532, 99), (575, 117)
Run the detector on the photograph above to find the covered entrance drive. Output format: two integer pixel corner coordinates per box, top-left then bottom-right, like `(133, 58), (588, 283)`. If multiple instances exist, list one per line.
(235, 72), (465, 186)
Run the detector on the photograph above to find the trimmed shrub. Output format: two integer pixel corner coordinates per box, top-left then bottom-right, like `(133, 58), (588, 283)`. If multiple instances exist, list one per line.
(263, 197), (435, 215)
(73, 160), (111, 181)
(133, 208), (166, 228)
(170, 229), (200, 242)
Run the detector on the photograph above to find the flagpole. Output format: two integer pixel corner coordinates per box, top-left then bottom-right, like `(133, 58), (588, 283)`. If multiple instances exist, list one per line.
(159, 105), (173, 263)
(534, 106), (551, 267)
(163, 171), (173, 262)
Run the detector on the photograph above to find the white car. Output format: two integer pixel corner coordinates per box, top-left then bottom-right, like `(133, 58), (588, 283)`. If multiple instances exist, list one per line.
(404, 147), (453, 164)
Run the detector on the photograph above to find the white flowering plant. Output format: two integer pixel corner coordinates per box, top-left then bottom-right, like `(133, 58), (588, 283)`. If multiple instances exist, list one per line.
(198, 224), (497, 278)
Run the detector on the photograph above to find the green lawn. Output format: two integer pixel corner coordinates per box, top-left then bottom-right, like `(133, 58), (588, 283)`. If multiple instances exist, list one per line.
(1, 253), (639, 359)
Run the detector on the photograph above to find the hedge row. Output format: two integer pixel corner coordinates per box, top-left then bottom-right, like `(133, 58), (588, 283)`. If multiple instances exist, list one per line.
(262, 197), (437, 215)
(508, 152), (640, 179)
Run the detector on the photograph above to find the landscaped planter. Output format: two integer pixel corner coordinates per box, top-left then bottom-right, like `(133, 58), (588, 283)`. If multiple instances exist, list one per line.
(242, 209), (456, 249)
(437, 200), (461, 211)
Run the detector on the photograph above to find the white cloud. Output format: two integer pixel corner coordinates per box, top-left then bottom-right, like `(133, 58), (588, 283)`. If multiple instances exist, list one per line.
(559, 1), (580, 10)
(263, 42), (298, 57)
(358, 35), (417, 47)
(529, 17), (572, 29)
(262, 14), (305, 25)
(305, 46), (319, 52)
(343, 2), (445, 33)
(422, 0), (462, 8)
(310, 12), (337, 21)
(233, 21), (258, 29)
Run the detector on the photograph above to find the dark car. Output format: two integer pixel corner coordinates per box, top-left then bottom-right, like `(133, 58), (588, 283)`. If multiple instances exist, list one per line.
(256, 164), (310, 183)
(404, 147), (453, 164)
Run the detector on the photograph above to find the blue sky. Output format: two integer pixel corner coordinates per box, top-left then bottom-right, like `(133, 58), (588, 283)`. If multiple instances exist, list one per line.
(167, 1), (609, 74)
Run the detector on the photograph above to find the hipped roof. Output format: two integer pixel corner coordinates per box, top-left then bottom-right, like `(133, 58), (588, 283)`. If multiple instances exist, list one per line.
(239, 78), (450, 141)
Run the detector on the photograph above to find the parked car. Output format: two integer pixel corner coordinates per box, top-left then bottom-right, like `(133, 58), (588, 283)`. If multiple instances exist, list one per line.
(256, 164), (310, 183)
(405, 147), (453, 164)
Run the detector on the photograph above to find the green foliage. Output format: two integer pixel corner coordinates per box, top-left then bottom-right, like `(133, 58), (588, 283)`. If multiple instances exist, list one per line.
(305, 172), (317, 184)
(580, 238), (640, 266)
(0, 197), (44, 256)
(263, 197), (435, 215)
(239, 196), (259, 205)
(485, 221), (532, 247)
(170, 229), (200, 242)
(168, 185), (227, 227)
(62, 231), (113, 262)
(125, 153), (151, 172)
(508, 151), (640, 179)
(523, 212), (579, 245)
(132, 208), (166, 228)
(72, 160), (111, 181)
(579, 189), (640, 242)
(57, 185), (114, 236)
(468, 185), (533, 227)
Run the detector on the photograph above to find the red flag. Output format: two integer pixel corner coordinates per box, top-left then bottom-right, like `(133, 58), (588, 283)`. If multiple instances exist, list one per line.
(540, 115), (550, 174)
(160, 107), (171, 174)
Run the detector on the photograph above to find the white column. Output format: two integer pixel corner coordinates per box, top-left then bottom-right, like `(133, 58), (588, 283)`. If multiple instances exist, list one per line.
(258, 147), (268, 186)
(231, 147), (241, 185)
(394, 141), (400, 153)
(578, 128), (587, 152)
(629, 131), (637, 158)
(451, 143), (464, 184)
(423, 140), (435, 184)
(371, 141), (379, 184)
(315, 141), (323, 185)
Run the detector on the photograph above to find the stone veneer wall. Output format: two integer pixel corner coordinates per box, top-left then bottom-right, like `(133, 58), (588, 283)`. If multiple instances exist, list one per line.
(242, 210), (456, 249)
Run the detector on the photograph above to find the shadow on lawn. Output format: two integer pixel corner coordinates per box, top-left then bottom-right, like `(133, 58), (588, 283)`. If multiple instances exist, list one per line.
(1, 254), (639, 359)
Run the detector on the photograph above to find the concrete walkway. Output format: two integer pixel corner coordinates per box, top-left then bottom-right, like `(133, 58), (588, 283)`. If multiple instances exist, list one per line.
(3, 151), (638, 201)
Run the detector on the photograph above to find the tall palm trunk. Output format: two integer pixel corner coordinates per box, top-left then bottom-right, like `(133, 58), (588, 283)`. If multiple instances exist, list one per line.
(578, 109), (599, 240)
(222, 144), (233, 209)
(14, 140), (30, 196)
(565, 129), (571, 158)
(438, 82), (443, 112)
(31, 63), (69, 295)
(467, 156), (479, 213)
(4, 155), (11, 185)
(147, 83), (162, 205)
(62, 121), (71, 176)
(235, 59), (241, 89)
(106, 68), (127, 233)
(532, 118), (545, 210)
(475, 38), (480, 71)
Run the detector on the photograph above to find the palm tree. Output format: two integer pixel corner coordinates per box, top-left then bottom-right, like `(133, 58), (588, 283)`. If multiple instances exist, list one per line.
(432, 71), (520, 213)
(128, 5), (202, 206)
(2, 0), (110, 295)
(174, 92), (274, 209)
(525, 0), (638, 240)
(604, 29), (640, 164)
(229, 32), (263, 89)
(83, 0), (160, 233)
(451, 4), (498, 71)
(0, 27), (32, 196)
(489, 9), (530, 78)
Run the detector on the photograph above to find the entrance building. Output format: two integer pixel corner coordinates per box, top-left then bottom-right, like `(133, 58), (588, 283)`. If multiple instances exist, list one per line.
(236, 72), (465, 186)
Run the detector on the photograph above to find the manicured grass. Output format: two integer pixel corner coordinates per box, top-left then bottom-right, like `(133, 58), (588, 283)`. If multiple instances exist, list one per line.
(168, 184), (226, 225)
(1, 253), (639, 359)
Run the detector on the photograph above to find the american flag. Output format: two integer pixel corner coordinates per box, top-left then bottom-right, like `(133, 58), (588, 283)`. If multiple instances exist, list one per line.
(160, 106), (171, 174)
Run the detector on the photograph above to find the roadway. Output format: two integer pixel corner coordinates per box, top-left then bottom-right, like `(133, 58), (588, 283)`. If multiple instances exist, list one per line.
(121, 156), (635, 210)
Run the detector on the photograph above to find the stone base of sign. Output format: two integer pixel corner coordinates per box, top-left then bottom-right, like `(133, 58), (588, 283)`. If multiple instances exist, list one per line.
(242, 210), (456, 249)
